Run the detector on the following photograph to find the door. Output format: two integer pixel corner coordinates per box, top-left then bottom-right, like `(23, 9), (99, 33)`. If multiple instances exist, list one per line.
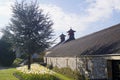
(112, 60), (120, 80)
(107, 60), (112, 80)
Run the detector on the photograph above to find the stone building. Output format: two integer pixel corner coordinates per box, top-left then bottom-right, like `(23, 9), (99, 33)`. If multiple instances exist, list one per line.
(44, 24), (120, 80)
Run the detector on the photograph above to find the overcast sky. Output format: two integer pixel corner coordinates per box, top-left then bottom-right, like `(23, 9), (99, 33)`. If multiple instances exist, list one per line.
(0, 0), (120, 42)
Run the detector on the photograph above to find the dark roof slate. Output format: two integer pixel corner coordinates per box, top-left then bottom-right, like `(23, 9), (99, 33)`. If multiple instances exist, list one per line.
(46, 24), (120, 57)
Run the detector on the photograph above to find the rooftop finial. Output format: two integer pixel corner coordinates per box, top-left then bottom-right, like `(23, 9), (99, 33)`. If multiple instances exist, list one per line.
(67, 28), (76, 42)
(60, 33), (66, 43)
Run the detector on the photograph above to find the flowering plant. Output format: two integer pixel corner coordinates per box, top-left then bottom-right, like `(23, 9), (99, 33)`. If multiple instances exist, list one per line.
(16, 63), (54, 74)
(15, 63), (59, 80)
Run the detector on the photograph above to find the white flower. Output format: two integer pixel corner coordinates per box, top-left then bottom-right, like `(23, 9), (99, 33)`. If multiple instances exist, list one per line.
(16, 63), (55, 74)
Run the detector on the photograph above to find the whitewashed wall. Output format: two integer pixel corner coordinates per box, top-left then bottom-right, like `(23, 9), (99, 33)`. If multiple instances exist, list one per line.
(44, 57), (78, 70)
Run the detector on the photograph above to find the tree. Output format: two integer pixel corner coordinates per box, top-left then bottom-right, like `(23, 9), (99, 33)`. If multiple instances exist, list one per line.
(3, 1), (53, 69)
(0, 38), (16, 66)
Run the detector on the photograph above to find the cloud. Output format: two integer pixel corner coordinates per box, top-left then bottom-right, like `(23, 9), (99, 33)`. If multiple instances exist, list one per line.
(112, 0), (120, 10)
(39, 4), (87, 36)
(0, 1), (13, 28)
(39, 0), (120, 40)
(0, 1), (13, 38)
(0, 0), (120, 39)
(0, 2), (12, 16)
(84, 0), (120, 22)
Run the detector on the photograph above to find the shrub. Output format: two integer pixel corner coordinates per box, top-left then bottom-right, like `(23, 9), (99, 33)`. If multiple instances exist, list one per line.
(53, 67), (87, 80)
(13, 58), (23, 66)
(46, 64), (53, 69)
(0, 52), (16, 66)
(15, 63), (60, 80)
(32, 58), (42, 63)
(20, 53), (28, 59)
(0, 40), (16, 66)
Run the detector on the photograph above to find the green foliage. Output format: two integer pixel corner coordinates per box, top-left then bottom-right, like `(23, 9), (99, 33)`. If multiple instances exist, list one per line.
(0, 39), (16, 66)
(0, 52), (16, 66)
(54, 73), (73, 80)
(32, 58), (42, 62)
(20, 53), (28, 59)
(3, 0), (53, 69)
(53, 67), (87, 80)
(15, 71), (59, 80)
(3, 0), (54, 54)
(46, 64), (53, 69)
(13, 58), (23, 66)
(39, 52), (46, 62)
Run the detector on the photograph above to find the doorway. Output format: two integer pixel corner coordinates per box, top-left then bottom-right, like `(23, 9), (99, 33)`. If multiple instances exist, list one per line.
(112, 60), (120, 80)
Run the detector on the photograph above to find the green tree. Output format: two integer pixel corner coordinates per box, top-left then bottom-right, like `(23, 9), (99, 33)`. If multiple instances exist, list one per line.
(0, 38), (16, 66)
(3, 1), (53, 69)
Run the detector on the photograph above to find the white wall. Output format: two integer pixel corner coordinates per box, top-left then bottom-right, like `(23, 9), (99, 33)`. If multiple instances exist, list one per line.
(44, 57), (78, 70)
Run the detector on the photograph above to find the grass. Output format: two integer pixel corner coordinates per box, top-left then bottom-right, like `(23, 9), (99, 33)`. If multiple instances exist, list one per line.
(0, 63), (73, 80)
(0, 68), (19, 80)
(55, 73), (74, 80)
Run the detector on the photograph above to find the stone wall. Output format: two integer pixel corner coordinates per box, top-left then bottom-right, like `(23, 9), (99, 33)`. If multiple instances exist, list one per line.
(78, 56), (107, 79)
(44, 56), (108, 79)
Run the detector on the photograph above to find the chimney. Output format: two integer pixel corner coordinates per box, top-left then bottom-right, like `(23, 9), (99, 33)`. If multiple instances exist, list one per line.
(60, 33), (66, 42)
(67, 28), (76, 41)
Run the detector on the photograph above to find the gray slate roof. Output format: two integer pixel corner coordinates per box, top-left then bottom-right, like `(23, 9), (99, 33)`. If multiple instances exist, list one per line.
(46, 24), (120, 57)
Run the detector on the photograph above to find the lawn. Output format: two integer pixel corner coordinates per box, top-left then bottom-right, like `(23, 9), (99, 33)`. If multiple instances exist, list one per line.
(0, 68), (18, 80)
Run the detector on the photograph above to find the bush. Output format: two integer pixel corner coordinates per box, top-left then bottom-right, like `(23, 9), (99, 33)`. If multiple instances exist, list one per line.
(0, 52), (16, 66)
(13, 58), (23, 66)
(0, 40), (16, 66)
(15, 71), (59, 80)
(53, 67), (87, 80)
(46, 64), (53, 69)
(32, 58), (42, 62)
(20, 53), (28, 59)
